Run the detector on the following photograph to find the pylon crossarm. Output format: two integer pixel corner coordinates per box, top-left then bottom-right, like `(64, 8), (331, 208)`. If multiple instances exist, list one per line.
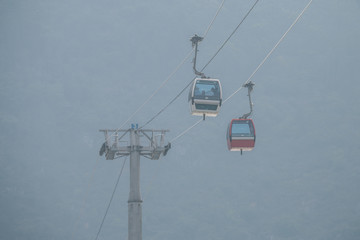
(99, 128), (170, 160)
(100, 129), (130, 141)
(113, 155), (129, 160)
(99, 129), (129, 133)
(140, 131), (154, 145)
(106, 146), (130, 160)
(138, 129), (169, 133)
(118, 130), (130, 142)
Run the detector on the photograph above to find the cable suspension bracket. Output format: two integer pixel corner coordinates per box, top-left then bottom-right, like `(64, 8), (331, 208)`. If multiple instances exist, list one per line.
(99, 128), (171, 160)
(241, 81), (255, 119)
(190, 34), (207, 78)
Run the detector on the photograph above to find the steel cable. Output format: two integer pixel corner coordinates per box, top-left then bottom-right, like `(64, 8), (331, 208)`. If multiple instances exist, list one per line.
(106, 0), (226, 138)
(201, 0), (259, 72)
(94, 157), (128, 240)
(170, 118), (203, 143)
(171, 0), (314, 143)
(223, 0), (314, 104)
(81, 0), (225, 239)
(140, 0), (258, 129)
(203, 0), (226, 39)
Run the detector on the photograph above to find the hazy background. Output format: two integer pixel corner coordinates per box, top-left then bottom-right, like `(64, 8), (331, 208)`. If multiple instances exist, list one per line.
(1, 0), (360, 239)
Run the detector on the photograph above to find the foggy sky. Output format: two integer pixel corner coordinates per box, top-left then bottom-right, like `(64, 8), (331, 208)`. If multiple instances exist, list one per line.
(1, 0), (360, 239)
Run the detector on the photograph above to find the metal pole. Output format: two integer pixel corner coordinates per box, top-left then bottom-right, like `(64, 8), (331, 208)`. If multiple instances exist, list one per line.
(190, 34), (206, 78)
(99, 128), (170, 239)
(128, 129), (142, 240)
(241, 81), (255, 119)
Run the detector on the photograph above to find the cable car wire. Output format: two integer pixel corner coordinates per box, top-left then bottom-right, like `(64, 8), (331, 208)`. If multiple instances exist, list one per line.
(140, 0), (258, 129)
(223, 0), (313, 104)
(118, 48), (194, 130)
(203, 0), (226, 39)
(170, 0), (313, 143)
(106, 0), (226, 139)
(128, 0), (225, 129)
(91, 1), (313, 237)
(94, 157), (127, 240)
(91, 2), (227, 236)
(170, 118), (203, 143)
(202, 0), (259, 71)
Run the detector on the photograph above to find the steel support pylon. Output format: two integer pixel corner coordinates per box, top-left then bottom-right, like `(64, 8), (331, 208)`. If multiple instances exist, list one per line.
(99, 127), (171, 240)
(128, 129), (142, 240)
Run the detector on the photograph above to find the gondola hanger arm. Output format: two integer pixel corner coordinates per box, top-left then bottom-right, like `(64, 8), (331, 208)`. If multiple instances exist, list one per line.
(241, 81), (255, 119)
(190, 34), (207, 78)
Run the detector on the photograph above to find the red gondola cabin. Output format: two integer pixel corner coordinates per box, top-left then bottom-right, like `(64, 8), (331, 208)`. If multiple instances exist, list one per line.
(227, 119), (256, 152)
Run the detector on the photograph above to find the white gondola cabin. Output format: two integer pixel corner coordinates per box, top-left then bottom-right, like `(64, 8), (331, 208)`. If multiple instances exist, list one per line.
(227, 119), (256, 152)
(188, 78), (222, 117)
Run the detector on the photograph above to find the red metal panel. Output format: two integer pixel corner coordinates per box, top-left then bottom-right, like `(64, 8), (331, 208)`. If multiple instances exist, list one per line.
(231, 139), (255, 148)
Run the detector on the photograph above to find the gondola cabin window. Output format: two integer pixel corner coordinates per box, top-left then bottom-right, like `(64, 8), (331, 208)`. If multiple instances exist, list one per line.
(231, 121), (254, 137)
(194, 80), (220, 100)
